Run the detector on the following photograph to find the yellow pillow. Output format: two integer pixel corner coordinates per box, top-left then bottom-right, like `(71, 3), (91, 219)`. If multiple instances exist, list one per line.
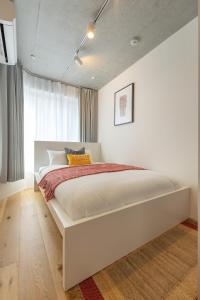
(67, 154), (92, 166)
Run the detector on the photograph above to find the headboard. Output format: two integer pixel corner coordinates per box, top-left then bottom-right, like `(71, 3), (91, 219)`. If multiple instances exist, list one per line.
(34, 141), (102, 172)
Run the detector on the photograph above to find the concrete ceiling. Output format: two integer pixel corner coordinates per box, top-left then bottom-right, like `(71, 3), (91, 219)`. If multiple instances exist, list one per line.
(15, 0), (197, 89)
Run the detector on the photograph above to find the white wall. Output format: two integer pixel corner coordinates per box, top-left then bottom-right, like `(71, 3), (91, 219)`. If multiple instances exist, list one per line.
(98, 18), (198, 220)
(0, 180), (25, 200)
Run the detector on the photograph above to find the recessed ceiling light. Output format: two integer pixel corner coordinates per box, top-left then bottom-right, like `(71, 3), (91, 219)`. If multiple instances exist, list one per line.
(30, 54), (36, 60)
(91, 76), (95, 80)
(130, 37), (140, 47)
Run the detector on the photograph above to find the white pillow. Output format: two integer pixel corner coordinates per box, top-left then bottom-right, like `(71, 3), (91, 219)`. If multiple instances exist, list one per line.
(85, 149), (93, 162)
(47, 150), (66, 166)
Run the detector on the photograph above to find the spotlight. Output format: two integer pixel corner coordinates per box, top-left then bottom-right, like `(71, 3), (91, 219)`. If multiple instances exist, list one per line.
(87, 22), (95, 39)
(74, 52), (83, 66)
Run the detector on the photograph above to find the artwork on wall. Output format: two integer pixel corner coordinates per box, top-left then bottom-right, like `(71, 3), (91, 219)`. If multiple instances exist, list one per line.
(114, 83), (134, 126)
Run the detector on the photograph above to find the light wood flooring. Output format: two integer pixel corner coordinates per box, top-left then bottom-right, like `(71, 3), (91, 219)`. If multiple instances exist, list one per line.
(0, 189), (84, 300)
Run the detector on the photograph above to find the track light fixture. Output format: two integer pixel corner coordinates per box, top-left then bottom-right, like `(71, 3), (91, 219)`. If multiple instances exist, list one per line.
(74, 52), (83, 66)
(64, 0), (110, 72)
(87, 22), (95, 39)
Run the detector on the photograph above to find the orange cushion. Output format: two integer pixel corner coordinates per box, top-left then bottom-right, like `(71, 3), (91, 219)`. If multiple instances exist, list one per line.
(67, 154), (92, 166)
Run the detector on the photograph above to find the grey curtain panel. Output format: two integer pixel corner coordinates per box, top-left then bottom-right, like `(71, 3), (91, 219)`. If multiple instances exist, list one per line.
(80, 88), (98, 142)
(0, 62), (24, 182)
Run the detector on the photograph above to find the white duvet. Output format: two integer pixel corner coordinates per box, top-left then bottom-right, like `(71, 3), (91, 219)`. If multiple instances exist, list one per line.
(38, 164), (180, 221)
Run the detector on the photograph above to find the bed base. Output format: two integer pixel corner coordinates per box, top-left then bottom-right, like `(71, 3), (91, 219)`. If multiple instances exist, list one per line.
(45, 187), (189, 291)
(34, 141), (190, 290)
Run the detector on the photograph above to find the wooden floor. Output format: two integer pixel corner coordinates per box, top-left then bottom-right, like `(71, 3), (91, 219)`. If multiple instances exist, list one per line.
(0, 190), (197, 300)
(0, 189), (84, 300)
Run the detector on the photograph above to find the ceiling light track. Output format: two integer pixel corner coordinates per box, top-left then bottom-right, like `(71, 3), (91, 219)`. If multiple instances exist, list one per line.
(64, 0), (110, 73)
(94, 0), (110, 24)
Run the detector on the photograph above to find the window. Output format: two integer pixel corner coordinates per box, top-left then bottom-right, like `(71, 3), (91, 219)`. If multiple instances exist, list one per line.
(23, 71), (80, 184)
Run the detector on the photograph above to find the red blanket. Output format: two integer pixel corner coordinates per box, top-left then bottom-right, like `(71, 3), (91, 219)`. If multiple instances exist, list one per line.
(38, 163), (145, 201)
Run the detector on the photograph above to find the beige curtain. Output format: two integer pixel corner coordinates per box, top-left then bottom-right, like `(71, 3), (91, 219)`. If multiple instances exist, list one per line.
(0, 62), (24, 182)
(80, 88), (98, 142)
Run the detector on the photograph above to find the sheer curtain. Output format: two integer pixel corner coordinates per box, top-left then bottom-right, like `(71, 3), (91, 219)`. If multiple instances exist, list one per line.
(23, 71), (80, 186)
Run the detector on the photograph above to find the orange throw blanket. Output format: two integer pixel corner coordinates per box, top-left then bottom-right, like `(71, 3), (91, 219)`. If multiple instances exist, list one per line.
(38, 163), (145, 201)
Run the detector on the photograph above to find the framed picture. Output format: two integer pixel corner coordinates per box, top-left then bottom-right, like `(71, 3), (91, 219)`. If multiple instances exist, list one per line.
(114, 83), (134, 126)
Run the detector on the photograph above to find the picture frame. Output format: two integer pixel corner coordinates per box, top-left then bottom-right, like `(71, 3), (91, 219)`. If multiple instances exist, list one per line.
(114, 83), (134, 126)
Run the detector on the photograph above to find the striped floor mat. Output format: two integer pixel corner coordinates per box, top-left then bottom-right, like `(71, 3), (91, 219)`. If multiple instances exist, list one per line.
(66, 220), (197, 300)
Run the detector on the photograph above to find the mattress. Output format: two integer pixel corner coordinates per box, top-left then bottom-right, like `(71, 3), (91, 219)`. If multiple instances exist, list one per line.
(36, 164), (180, 221)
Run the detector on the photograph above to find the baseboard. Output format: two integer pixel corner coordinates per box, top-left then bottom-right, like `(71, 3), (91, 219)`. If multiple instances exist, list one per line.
(182, 218), (198, 230)
(0, 186), (26, 202)
(187, 218), (198, 225)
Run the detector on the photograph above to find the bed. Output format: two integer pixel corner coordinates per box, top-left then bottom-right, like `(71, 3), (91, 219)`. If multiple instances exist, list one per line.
(34, 141), (190, 291)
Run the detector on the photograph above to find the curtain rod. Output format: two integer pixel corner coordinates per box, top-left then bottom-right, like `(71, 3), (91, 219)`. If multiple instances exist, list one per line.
(23, 67), (97, 91)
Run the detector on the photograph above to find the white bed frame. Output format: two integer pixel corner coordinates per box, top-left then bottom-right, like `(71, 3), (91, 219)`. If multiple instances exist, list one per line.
(34, 141), (190, 291)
